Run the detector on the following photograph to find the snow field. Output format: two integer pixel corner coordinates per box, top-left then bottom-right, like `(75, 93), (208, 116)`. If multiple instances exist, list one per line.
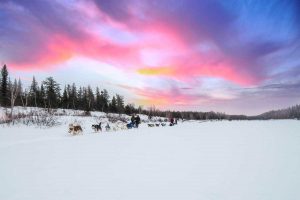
(0, 119), (300, 200)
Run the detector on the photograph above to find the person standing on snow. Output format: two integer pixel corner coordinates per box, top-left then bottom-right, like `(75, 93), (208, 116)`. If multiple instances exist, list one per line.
(135, 115), (141, 128)
(131, 114), (136, 127)
(170, 118), (174, 126)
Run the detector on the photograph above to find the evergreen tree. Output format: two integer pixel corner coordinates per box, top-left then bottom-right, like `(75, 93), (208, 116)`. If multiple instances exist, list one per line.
(109, 96), (117, 113)
(116, 94), (124, 114)
(125, 104), (135, 115)
(95, 87), (101, 111)
(82, 87), (89, 112)
(61, 86), (69, 109)
(43, 77), (61, 109)
(29, 76), (39, 107)
(0, 64), (9, 107)
(39, 84), (46, 108)
(70, 83), (77, 109)
(77, 87), (83, 110)
(101, 89), (109, 112)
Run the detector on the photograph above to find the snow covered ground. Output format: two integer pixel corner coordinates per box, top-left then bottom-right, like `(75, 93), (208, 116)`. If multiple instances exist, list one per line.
(1, 115), (300, 200)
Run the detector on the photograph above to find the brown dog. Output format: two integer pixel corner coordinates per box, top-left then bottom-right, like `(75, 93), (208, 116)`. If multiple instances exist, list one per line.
(69, 124), (83, 135)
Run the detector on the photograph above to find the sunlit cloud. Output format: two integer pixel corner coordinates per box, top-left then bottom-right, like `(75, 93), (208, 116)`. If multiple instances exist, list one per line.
(1, 0), (300, 114)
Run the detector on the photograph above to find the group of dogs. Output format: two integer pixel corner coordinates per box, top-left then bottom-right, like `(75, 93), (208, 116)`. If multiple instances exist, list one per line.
(147, 122), (178, 127)
(91, 122), (128, 132)
(68, 122), (128, 136)
(68, 121), (175, 136)
(147, 123), (167, 127)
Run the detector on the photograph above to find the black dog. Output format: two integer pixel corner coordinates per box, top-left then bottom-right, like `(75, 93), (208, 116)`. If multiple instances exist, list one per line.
(92, 123), (102, 132)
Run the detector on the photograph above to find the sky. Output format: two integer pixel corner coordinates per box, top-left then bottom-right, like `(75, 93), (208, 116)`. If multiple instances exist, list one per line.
(1, 0), (300, 115)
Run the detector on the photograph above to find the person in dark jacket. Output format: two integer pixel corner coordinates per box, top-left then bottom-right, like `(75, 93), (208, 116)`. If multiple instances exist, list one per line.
(135, 115), (141, 128)
(131, 114), (136, 127)
(170, 118), (174, 126)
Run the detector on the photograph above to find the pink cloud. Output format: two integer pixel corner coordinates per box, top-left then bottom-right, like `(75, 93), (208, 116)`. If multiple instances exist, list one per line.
(8, 31), (142, 72)
(4, 0), (265, 88)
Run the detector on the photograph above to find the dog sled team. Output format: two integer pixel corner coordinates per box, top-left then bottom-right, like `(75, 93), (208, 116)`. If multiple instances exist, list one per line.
(147, 117), (177, 127)
(68, 114), (178, 136)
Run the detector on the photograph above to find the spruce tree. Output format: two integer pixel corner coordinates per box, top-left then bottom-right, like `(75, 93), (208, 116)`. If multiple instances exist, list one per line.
(82, 87), (89, 112)
(61, 86), (69, 109)
(77, 87), (83, 110)
(43, 77), (60, 109)
(116, 94), (124, 114)
(109, 96), (117, 113)
(70, 83), (77, 109)
(29, 76), (39, 107)
(95, 87), (101, 111)
(101, 89), (109, 112)
(125, 104), (135, 115)
(0, 64), (9, 107)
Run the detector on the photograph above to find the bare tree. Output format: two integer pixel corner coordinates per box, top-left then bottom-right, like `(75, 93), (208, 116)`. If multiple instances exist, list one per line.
(20, 89), (29, 107)
(8, 79), (20, 118)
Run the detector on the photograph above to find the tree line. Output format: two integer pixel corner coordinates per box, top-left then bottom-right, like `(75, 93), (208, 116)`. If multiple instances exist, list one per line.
(257, 105), (300, 119)
(0, 64), (142, 116)
(1, 64), (299, 120)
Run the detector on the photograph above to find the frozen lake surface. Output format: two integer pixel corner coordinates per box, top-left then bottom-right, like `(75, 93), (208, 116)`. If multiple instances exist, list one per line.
(1, 119), (300, 200)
